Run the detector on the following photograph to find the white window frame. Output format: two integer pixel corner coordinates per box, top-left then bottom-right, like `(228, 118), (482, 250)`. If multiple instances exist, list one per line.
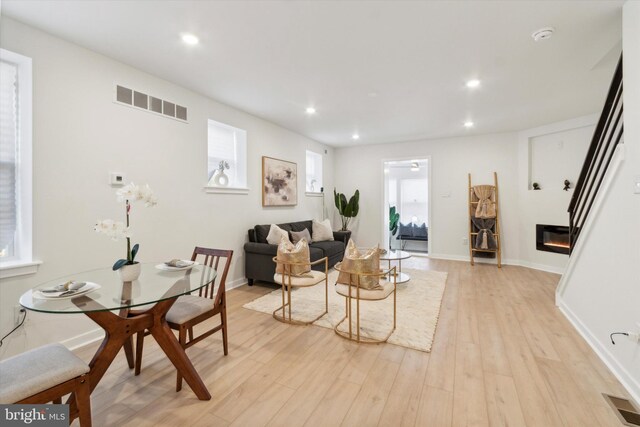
(0, 49), (39, 278)
(204, 119), (248, 195)
(305, 150), (323, 196)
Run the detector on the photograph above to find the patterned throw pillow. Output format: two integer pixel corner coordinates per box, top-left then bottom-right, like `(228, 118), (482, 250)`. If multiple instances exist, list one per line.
(336, 240), (382, 290)
(276, 237), (311, 276)
(291, 228), (312, 244)
(266, 224), (291, 245)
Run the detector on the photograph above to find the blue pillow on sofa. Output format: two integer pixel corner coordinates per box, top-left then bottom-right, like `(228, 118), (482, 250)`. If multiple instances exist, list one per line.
(413, 223), (428, 238)
(398, 222), (413, 237)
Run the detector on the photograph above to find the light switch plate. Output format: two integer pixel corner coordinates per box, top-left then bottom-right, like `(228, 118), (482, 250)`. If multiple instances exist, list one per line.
(634, 175), (640, 194)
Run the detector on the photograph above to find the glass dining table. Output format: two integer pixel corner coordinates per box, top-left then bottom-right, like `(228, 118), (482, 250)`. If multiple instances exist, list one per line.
(19, 263), (217, 421)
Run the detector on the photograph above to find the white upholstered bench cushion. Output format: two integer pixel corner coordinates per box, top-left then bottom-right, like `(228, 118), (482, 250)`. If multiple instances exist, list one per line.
(0, 343), (89, 403)
(273, 270), (326, 287)
(166, 295), (216, 324)
(335, 279), (395, 301)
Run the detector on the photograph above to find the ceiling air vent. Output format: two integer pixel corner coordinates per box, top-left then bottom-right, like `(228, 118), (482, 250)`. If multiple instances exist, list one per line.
(114, 85), (188, 123)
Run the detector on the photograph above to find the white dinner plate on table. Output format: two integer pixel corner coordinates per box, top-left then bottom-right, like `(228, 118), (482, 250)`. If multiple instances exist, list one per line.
(33, 282), (101, 300)
(155, 260), (198, 271)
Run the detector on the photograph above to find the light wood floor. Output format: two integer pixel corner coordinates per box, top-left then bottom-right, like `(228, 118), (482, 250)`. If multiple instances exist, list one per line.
(72, 258), (630, 426)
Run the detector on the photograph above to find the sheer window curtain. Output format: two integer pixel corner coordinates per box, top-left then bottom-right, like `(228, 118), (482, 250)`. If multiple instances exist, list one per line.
(0, 60), (18, 258)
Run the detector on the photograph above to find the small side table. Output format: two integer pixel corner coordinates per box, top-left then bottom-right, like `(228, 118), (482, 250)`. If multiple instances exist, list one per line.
(379, 249), (411, 283)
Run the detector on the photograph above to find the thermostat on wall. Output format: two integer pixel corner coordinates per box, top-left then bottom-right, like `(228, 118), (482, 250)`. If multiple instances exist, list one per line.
(110, 172), (125, 186)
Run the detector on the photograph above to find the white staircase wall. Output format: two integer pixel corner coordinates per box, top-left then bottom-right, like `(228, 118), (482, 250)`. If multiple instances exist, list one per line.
(556, 0), (640, 404)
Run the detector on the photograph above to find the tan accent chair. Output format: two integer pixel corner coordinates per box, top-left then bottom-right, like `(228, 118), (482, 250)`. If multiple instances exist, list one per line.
(271, 256), (329, 324)
(0, 343), (92, 426)
(135, 247), (232, 392)
(333, 264), (397, 343)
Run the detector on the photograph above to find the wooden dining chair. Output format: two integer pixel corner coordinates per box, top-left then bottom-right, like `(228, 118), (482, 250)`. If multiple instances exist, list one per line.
(135, 247), (233, 392)
(0, 343), (92, 426)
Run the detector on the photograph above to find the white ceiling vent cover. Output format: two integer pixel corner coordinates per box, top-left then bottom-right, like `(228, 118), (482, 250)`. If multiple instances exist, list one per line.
(114, 85), (188, 122)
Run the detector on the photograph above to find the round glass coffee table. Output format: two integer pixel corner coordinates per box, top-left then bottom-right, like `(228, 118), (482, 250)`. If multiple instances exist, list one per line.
(379, 249), (411, 283)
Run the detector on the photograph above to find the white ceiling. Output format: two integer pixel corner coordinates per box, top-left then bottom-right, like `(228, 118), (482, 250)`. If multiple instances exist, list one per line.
(2, 1), (623, 147)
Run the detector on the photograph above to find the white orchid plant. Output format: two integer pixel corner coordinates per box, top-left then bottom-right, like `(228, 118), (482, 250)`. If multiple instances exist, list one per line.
(94, 183), (157, 271)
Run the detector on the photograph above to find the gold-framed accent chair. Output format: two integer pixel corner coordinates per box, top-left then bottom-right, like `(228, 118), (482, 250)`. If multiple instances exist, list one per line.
(271, 256), (329, 324)
(135, 247), (233, 392)
(0, 343), (92, 426)
(333, 263), (397, 343)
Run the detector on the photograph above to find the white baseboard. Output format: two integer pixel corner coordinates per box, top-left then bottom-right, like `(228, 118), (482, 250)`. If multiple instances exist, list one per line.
(61, 327), (104, 351)
(226, 277), (248, 291)
(557, 297), (640, 406)
(428, 253), (564, 274)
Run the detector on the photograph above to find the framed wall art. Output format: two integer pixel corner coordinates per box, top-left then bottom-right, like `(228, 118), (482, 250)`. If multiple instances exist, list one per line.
(262, 156), (298, 206)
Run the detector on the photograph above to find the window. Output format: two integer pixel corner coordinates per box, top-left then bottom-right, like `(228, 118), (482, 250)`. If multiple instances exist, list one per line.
(0, 49), (34, 273)
(207, 119), (247, 191)
(305, 150), (323, 193)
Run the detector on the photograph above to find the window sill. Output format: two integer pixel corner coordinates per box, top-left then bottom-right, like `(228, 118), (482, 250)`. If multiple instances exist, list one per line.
(204, 186), (250, 195)
(305, 192), (324, 197)
(0, 260), (42, 279)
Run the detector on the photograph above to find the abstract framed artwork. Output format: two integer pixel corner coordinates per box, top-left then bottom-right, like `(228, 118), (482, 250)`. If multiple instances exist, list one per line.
(262, 156), (298, 206)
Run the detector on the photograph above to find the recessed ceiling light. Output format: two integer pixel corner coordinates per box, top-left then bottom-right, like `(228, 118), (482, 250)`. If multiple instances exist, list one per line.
(531, 27), (555, 42)
(181, 33), (199, 45)
(464, 121), (474, 128)
(466, 79), (481, 88)
(305, 107), (316, 115)
(352, 133), (360, 140)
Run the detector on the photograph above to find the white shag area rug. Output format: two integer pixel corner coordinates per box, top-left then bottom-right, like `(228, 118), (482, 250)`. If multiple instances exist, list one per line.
(242, 269), (447, 352)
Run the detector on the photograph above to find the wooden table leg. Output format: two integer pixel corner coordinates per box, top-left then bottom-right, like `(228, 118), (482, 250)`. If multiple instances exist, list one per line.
(148, 314), (211, 400)
(66, 295), (210, 422)
(122, 336), (135, 369)
(119, 281), (135, 370)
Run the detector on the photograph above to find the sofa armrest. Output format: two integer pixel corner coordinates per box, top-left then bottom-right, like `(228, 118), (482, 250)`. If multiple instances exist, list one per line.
(244, 242), (278, 256)
(332, 230), (352, 245)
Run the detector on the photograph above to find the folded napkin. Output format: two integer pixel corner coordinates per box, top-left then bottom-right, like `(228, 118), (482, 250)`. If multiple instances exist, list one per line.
(164, 259), (193, 268)
(38, 281), (87, 297)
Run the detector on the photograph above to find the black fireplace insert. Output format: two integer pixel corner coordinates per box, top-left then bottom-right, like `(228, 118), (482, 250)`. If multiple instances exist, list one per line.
(536, 224), (570, 255)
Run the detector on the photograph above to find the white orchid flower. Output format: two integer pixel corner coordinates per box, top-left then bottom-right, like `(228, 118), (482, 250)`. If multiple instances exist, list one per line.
(94, 219), (130, 241)
(116, 182), (138, 202)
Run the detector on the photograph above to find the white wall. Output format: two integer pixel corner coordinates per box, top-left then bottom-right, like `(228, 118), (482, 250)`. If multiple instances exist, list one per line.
(334, 133), (521, 263)
(335, 118), (597, 274)
(517, 115), (597, 272)
(557, 0), (640, 404)
(0, 17), (334, 358)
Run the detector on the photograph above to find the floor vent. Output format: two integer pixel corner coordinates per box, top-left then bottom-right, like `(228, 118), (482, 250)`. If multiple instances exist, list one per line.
(603, 394), (640, 426)
(114, 85), (188, 123)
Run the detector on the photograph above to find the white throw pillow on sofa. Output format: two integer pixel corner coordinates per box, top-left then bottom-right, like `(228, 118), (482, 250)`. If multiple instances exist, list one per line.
(266, 224), (291, 245)
(312, 219), (334, 242)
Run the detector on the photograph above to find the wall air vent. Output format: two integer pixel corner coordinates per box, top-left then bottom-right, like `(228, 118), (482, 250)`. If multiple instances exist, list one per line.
(114, 85), (188, 123)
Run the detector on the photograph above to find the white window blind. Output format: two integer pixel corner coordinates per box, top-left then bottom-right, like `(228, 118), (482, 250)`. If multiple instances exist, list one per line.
(207, 119), (247, 189)
(305, 150), (323, 192)
(0, 60), (18, 258)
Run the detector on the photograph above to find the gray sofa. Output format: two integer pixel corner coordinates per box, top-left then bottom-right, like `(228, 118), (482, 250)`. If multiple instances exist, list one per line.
(244, 220), (350, 285)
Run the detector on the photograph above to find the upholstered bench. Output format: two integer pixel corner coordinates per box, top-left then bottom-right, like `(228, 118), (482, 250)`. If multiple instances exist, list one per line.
(0, 343), (92, 426)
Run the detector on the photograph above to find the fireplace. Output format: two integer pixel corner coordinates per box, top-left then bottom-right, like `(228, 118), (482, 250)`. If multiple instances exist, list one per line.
(536, 224), (570, 255)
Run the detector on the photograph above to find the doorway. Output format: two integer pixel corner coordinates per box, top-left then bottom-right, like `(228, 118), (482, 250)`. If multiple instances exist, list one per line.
(383, 158), (430, 254)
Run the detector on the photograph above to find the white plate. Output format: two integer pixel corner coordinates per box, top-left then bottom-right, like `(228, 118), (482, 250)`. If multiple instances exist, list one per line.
(155, 260), (198, 271)
(33, 282), (101, 300)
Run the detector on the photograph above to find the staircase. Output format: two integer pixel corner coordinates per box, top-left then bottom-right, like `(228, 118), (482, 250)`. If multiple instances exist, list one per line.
(568, 56), (624, 252)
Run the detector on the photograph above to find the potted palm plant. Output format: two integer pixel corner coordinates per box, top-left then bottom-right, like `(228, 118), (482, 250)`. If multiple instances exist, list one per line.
(334, 189), (360, 231)
(389, 205), (400, 249)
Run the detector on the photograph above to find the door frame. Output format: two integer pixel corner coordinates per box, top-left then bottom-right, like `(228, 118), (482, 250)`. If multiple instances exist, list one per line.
(381, 155), (432, 255)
